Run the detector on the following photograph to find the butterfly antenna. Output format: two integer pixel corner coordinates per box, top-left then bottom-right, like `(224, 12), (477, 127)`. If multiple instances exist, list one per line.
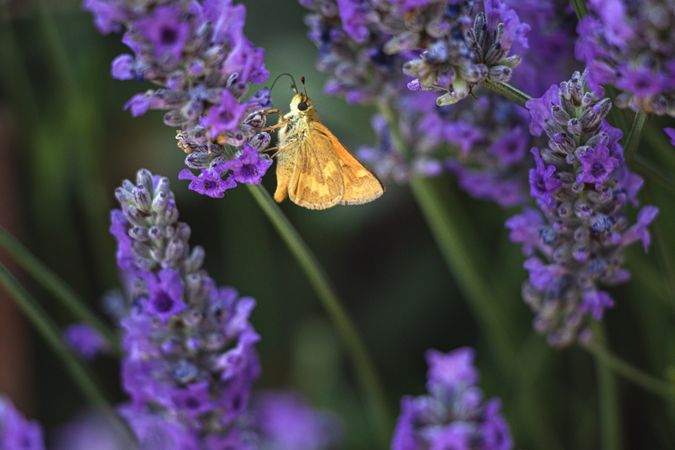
(300, 76), (308, 96)
(270, 73), (298, 93)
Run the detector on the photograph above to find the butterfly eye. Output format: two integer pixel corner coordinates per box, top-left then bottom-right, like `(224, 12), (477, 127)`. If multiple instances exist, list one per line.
(297, 101), (308, 111)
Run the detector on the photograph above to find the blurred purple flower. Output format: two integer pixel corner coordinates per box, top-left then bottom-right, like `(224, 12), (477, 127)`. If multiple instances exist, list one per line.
(392, 347), (512, 450)
(665, 128), (675, 146)
(0, 397), (45, 450)
(63, 323), (108, 360)
(254, 391), (342, 450)
(576, 0), (675, 116)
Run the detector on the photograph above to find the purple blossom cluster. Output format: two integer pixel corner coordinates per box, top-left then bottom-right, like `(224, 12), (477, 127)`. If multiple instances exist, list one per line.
(392, 347), (512, 450)
(111, 168), (260, 447)
(302, 0), (528, 106)
(0, 397), (44, 450)
(508, 0), (578, 97)
(84, 0), (273, 198)
(303, 0), (582, 208)
(576, 0), (675, 117)
(360, 91), (531, 206)
(107, 169), (344, 449)
(507, 71), (658, 346)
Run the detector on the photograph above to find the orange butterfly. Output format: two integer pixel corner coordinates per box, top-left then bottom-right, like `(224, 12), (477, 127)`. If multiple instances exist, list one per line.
(267, 76), (384, 210)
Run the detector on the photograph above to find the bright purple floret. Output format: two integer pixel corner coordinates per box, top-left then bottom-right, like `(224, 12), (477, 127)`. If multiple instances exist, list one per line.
(135, 6), (190, 63)
(227, 145), (274, 185)
(201, 90), (249, 138)
(178, 168), (236, 199)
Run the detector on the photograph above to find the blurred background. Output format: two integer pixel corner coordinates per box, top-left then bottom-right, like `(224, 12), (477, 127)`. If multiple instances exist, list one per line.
(0, 0), (674, 449)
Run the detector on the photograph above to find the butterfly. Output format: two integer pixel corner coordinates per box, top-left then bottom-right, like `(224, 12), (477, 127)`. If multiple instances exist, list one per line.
(266, 75), (384, 210)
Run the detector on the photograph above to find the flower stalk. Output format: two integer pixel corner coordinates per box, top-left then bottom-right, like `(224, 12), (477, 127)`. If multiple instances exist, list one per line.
(245, 184), (392, 444)
(592, 324), (622, 450)
(0, 226), (118, 351)
(483, 79), (532, 107)
(378, 101), (517, 373)
(0, 263), (113, 410)
(584, 339), (675, 399)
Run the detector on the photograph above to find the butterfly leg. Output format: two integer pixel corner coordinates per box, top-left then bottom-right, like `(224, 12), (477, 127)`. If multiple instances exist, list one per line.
(261, 119), (290, 132)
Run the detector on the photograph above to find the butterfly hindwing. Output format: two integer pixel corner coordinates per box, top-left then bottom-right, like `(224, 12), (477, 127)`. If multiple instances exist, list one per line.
(310, 122), (384, 206)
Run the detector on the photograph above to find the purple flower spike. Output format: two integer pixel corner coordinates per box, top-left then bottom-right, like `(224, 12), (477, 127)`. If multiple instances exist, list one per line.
(510, 71), (658, 346)
(392, 347), (513, 450)
(111, 169), (261, 446)
(85, 0), (274, 198)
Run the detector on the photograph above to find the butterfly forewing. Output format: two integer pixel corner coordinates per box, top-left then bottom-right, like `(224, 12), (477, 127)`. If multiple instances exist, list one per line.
(288, 131), (344, 210)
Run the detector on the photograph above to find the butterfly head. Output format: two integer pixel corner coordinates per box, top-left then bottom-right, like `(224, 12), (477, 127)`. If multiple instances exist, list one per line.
(290, 92), (314, 114)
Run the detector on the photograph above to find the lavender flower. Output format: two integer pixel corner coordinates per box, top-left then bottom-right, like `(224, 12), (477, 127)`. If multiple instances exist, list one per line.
(85, 0), (274, 197)
(507, 71), (658, 346)
(392, 347), (512, 450)
(111, 169), (260, 447)
(253, 391), (342, 450)
(508, 0), (579, 97)
(54, 411), (129, 450)
(302, 0), (528, 106)
(63, 323), (109, 360)
(0, 397), (45, 450)
(576, 0), (675, 116)
(302, 0), (544, 208)
(359, 91), (531, 207)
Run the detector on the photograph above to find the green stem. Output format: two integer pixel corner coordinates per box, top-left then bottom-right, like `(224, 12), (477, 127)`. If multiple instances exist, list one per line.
(0, 226), (119, 351)
(0, 262), (134, 443)
(483, 79), (531, 107)
(592, 324), (622, 450)
(378, 102), (516, 372)
(583, 339), (675, 399)
(571, 0), (589, 18)
(35, 0), (115, 286)
(633, 155), (675, 195)
(407, 177), (515, 369)
(0, 263), (109, 406)
(245, 184), (391, 445)
(624, 111), (647, 161)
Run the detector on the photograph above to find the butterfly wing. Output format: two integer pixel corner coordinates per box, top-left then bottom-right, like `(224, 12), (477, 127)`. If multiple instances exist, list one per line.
(286, 129), (345, 210)
(310, 122), (384, 205)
